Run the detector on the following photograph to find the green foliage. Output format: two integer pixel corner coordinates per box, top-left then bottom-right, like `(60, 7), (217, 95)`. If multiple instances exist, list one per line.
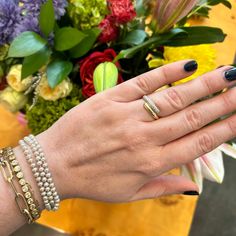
(47, 59), (73, 88)
(8, 32), (47, 58)
(39, 0), (55, 37)
(26, 86), (82, 135)
(22, 46), (51, 79)
(54, 27), (86, 51)
(69, 28), (101, 58)
(120, 30), (147, 46)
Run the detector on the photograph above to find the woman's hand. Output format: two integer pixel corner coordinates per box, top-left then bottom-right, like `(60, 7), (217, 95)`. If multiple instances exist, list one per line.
(37, 60), (236, 202)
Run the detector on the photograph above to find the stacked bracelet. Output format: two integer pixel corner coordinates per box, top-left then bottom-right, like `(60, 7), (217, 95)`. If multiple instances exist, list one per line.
(19, 135), (60, 211)
(0, 147), (41, 224)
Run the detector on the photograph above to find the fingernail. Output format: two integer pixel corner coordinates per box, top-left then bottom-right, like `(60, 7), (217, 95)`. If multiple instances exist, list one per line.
(225, 67), (236, 81)
(184, 60), (198, 72)
(217, 65), (224, 69)
(183, 191), (199, 196)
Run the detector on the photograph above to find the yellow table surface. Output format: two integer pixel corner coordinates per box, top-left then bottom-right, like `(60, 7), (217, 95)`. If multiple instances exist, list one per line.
(0, 2), (236, 236)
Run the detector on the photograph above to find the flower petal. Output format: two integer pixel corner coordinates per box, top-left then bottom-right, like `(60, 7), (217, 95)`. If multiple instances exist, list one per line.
(218, 143), (236, 159)
(200, 149), (224, 184)
(181, 159), (203, 193)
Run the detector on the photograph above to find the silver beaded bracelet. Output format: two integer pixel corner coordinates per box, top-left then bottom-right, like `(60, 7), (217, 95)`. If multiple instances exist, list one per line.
(19, 135), (60, 211)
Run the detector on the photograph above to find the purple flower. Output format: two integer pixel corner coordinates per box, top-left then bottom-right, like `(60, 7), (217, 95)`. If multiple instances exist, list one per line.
(0, 0), (21, 45)
(20, 0), (68, 19)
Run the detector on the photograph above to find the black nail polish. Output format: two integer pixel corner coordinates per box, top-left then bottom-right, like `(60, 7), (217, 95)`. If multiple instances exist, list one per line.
(183, 191), (199, 196)
(225, 68), (236, 81)
(184, 60), (198, 72)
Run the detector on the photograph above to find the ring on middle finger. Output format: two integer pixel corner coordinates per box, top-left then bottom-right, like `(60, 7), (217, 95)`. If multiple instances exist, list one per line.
(143, 95), (160, 120)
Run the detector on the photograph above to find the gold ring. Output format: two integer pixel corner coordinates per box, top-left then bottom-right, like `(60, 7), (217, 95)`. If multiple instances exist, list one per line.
(143, 95), (160, 120)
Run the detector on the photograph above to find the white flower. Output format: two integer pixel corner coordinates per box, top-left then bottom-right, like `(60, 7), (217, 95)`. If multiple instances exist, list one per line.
(181, 143), (236, 193)
(6, 64), (32, 92)
(37, 74), (73, 101)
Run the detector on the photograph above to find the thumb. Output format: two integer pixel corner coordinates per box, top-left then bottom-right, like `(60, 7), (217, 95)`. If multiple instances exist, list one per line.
(130, 175), (199, 201)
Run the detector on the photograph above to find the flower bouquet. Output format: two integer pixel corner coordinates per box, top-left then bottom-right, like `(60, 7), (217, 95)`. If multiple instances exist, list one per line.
(0, 0), (235, 192)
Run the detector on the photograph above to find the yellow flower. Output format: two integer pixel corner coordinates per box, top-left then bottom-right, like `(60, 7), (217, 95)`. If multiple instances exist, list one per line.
(0, 86), (28, 113)
(149, 44), (216, 86)
(6, 64), (32, 92)
(37, 74), (73, 101)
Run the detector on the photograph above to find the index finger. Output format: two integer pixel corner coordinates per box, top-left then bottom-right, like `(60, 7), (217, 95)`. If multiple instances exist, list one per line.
(105, 60), (198, 102)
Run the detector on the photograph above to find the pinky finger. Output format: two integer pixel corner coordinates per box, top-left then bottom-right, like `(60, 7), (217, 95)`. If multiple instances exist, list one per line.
(130, 175), (199, 201)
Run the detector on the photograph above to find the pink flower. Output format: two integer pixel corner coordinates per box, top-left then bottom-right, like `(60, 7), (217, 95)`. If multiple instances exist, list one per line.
(99, 16), (119, 43)
(154, 0), (198, 33)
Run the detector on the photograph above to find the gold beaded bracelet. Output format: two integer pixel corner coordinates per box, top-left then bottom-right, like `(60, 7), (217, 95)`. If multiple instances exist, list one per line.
(0, 147), (41, 224)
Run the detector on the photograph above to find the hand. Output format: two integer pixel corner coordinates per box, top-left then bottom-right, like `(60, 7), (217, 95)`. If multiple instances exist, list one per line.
(37, 60), (236, 202)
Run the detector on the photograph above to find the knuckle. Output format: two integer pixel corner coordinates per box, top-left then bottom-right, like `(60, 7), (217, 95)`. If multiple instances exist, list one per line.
(227, 119), (236, 135)
(165, 88), (185, 111)
(138, 159), (162, 177)
(222, 92), (235, 110)
(136, 75), (152, 94)
(185, 108), (203, 131)
(201, 76), (214, 94)
(197, 133), (215, 154)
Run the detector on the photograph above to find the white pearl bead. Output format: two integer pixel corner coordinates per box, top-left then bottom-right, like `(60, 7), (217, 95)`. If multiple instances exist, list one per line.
(34, 172), (39, 177)
(45, 187), (50, 192)
(46, 173), (51, 178)
(40, 172), (45, 177)
(37, 161), (42, 166)
(45, 204), (51, 211)
(36, 177), (41, 182)
(43, 196), (48, 201)
(31, 163), (36, 168)
(38, 182), (43, 187)
(49, 196), (53, 200)
(47, 191), (52, 197)
(42, 177), (47, 182)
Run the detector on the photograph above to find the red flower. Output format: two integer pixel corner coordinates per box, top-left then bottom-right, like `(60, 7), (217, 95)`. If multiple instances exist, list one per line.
(99, 16), (119, 43)
(108, 0), (136, 24)
(80, 49), (123, 98)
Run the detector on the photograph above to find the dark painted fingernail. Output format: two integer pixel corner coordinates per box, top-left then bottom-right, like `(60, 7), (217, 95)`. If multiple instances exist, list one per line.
(184, 60), (198, 72)
(183, 191), (199, 196)
(217, 65), (224, 69)
(225, 67), (236, 81)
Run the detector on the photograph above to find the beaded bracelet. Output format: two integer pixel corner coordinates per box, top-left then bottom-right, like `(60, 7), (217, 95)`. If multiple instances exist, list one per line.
(19, 135), (60, 211)
(0, 147), (41, 224)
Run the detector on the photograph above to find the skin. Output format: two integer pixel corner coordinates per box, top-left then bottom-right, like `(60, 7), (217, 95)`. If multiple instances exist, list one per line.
(1, 60), (236, 235)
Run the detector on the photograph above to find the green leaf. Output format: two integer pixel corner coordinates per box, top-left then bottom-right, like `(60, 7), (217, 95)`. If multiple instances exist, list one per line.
(55, 27), (86, 51)
(120, 30), (147, 45)
(163, 26), (226, 46)
(21, 47), (51, 79)
(39, 0), (55, 37)
(93, 62), (118, 93)
(47, 59), (73, 88)
(70, 28), (101, 58)
(8, 31), (47, 58)
(115, 28), (187, 60)
(135, 0), (145, 16)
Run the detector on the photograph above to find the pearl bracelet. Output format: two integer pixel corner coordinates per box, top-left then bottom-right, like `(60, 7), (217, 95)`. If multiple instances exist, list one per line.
(19, 135), (60, 211)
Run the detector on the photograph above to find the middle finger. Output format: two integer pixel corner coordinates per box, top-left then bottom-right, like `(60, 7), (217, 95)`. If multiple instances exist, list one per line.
(131, 66), (236, 121)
